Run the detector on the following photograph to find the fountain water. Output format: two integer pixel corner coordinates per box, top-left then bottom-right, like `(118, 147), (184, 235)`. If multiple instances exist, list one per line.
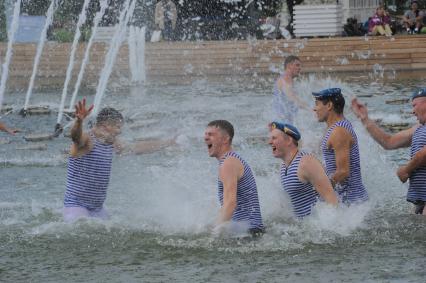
(55, 0), (92, 134)
(67, 0), (109, 112)
(92, 0), (136, 115)
(21, 0), (57, 115)
(0, 0), (21, 111)
(128, 25), (146, 84)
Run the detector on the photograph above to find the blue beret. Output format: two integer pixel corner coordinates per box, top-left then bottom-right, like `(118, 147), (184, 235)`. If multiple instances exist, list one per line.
(312, 88), (342, 98)
(412, 88), (426, 100)
(270, 121), (301, 141)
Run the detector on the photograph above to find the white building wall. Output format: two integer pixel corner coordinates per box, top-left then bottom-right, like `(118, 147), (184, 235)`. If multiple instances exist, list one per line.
(299, 0), (381, 23)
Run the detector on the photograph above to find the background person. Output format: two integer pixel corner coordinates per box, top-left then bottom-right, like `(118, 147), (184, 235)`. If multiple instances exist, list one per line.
(368, 5), (392, 36)
(154, 0), (177, 41)
(351, 88), (426, 215)
(402, 0), (424, 34)
(273, 55), (308, 124)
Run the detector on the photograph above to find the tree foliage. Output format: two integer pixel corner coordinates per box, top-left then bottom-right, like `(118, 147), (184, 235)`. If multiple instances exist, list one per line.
(0, 0), (6, 41)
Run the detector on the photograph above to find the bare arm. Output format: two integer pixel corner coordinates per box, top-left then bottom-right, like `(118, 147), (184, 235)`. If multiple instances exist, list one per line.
(351, 98), (414, 149)
(0, 122), (20, 135)
(299, 155), (338, 205)
(328, 127), (352, 184)
(216, 157), (242, 225)
(116, 138), (175, 155)
(70, 99), (93, 156)
(397, 146), (426, 183)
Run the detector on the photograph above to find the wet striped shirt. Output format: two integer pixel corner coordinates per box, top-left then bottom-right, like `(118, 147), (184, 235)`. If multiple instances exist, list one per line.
(217, 151), (264, 230)
(64, 135), (114, 211)
(408, 125), (426, 203)
(280, 151), (319, 218)
(322, 119), (368, 204)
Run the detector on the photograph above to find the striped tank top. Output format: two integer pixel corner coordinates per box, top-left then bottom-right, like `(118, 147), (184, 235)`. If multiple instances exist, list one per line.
(217, 152), (264, 230)
(407, 125), (426, 203)
(64, 135), (114, 211)
(272, 75), (297, 123)
(280, 151), (319, 218)
(322, 119), (368, 204)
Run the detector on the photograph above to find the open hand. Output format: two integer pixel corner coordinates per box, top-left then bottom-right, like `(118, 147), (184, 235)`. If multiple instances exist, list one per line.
(6, 128), (21, 135)
(351, 98), (369, 121)
(74, 98), (94, 121)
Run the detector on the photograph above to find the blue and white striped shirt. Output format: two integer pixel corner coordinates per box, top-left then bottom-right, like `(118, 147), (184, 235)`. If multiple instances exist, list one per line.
(64, 135), (114, 211)
(280, 151), (319, 218)
(322, 119), (368, 204)
(407, 125), (426, 203)
(217, 151), (264, 230)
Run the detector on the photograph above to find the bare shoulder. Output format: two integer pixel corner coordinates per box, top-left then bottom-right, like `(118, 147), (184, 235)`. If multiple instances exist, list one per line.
(299, 153), (320, 170)
(298, 154), (318, 181)
(329, 126), (353, 146)
(220, 155), (244, 179)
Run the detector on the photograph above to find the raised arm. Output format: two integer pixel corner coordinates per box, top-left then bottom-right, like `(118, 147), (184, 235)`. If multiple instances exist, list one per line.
(70, 99), (93, 155)
(299, 155), (338, 205)
(351, 98), (414, 150)
(116, 138), (175, 155)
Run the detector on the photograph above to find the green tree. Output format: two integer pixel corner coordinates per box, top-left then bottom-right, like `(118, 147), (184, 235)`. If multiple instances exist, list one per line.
(21, 0), (51, 15)
(0, 0), (6, 41)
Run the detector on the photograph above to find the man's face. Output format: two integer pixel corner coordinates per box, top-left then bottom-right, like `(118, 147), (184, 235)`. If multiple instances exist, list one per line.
(101, 121), (123, 143)
(204, 126), (227, 158)
(268, 129), (288, 159)
(412, 97), (426, 124)
(313, 99), (330, 122)
(287, 60), (302, 78)
(412, 2), (418, 10)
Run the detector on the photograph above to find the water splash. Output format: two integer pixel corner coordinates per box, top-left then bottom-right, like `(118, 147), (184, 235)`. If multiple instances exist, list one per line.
(23, 0), (57, 111)
(128, 26), (146, 84)
(92, 0), (137, 115)
(68, 0), (109, 111)
(56, 0), (92, 125)
(372, 63), (385, 79)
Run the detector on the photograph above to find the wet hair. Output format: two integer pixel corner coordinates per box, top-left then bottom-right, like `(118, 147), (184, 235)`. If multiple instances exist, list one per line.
(316, 94), (345, 114)
(96, 107), (123, 125)
(284, 55), (301, 69)
(207, 120), (234, 143)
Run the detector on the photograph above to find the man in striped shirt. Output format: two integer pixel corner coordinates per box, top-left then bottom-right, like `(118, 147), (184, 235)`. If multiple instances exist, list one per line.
(205, 120), (264, 236)
(269, 121), (338, 218)
(63, 98), (173, 222)
(352, 88), (426, 215)
(313, 88), (368, 204)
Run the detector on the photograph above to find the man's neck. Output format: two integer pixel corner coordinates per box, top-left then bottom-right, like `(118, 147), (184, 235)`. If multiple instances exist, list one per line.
(326, 112), (344, 128)
(283, 147), (298, 166)
(217, 146), (233, 161)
